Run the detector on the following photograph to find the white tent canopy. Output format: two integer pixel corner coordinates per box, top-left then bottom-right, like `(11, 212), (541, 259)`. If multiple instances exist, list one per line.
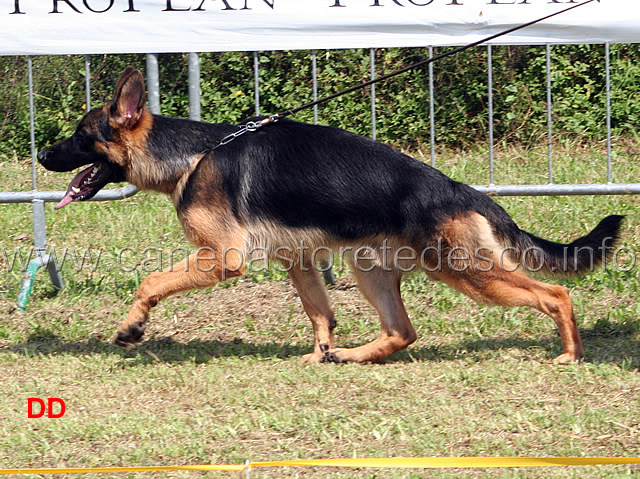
(2, 0), (638, 56)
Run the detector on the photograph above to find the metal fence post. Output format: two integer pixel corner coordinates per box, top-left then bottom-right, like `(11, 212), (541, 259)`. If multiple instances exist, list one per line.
(487, 45), (495, 186)
(370, 48), (377, 141)
(16, 58), (64, 311)
(28, 56), (37, 192)
(188, 53), (201, 121)
(84, 55), (92, 111)
(146, 53), (161, 115)
(312, 50), (318, 124)
(254, 51), (260, 116)
(546, 44), (554, 184)
(605, 42), (612, 183)
(428, 46), (436, 167)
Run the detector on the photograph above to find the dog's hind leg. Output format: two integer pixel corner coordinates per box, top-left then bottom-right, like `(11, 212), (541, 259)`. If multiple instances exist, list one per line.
(114, 245), (245, 347)
(287, 264), (337, 363)
(432, 268), (583, 364)
(323, 267), (417, 363)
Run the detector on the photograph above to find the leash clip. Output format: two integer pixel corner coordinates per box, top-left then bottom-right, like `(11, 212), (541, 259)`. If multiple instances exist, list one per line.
(207, 113), (282, 153)
(246, 114), (282, 132)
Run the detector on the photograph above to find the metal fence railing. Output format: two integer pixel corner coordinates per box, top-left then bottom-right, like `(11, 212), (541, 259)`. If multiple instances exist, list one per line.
(2, 46), (639, 309)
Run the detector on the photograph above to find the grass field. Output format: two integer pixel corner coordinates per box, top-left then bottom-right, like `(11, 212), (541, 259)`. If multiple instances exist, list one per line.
(1, 139), (639, 478)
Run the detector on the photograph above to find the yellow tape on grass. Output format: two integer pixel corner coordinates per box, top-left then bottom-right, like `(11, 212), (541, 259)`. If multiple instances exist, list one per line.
(1, 456), (639, 475)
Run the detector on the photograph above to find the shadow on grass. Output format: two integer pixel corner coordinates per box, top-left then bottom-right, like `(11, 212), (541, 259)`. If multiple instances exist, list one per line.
(2, 333), (311, 364)
(3, 317), (638, 369)
(399, 317), (639, 369)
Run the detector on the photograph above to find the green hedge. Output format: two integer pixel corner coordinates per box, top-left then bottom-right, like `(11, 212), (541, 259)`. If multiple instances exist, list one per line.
(0, 44), (638, 160)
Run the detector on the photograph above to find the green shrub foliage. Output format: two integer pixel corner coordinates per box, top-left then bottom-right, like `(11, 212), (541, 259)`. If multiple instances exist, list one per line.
(0, 44), (638, 160)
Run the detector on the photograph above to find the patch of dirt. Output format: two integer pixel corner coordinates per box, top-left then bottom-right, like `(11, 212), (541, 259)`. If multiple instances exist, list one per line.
(146, 274), (378, 347)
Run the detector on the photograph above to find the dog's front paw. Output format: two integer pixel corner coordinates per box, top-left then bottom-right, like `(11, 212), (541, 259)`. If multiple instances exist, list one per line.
(113, 322), (146, 348)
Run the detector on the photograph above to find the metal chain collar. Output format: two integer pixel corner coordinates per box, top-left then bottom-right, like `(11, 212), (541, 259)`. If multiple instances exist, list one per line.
(205, 114), (283, 154)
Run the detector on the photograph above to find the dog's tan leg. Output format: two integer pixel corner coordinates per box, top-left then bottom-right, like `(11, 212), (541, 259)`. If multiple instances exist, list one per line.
(114, 199), (247, 347)
(114, 246), (245, 347)
(324, 267), (417, 363)
(287, 264), (336, 363)
(491, 276), (582, 364)
(433, 268), (583, 364)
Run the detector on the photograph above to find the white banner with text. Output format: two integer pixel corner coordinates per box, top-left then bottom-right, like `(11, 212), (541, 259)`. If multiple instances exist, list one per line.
(2, 0), (638, 56)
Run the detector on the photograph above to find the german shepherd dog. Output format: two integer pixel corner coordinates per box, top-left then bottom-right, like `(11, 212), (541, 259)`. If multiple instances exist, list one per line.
(38, 67), (623, 364)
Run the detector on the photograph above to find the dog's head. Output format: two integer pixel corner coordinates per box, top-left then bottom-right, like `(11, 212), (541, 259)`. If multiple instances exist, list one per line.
(38, 67), (147, 209)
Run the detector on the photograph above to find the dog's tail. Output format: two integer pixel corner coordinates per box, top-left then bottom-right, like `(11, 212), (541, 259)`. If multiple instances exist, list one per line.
(503, 214), (625, 276)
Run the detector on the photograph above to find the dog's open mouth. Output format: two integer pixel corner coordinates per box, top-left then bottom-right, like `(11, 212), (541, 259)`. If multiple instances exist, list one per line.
(55, 163), (112, 210)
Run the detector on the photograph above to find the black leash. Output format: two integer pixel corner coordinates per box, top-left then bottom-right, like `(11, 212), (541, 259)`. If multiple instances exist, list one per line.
(277, 0), (599, 120)
(207, 0), (599, 152)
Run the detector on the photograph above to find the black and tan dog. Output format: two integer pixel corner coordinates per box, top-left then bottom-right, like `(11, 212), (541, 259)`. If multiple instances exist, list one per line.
(38, 67), (623, 364)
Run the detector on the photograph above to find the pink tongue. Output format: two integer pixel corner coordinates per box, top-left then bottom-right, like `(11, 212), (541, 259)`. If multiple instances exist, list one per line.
(55, 191), (74, 210)
(54, 164), (96, 210)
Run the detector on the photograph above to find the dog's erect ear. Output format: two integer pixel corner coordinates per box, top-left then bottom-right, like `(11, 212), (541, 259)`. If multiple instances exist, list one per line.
(110, 67), (146, 128)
